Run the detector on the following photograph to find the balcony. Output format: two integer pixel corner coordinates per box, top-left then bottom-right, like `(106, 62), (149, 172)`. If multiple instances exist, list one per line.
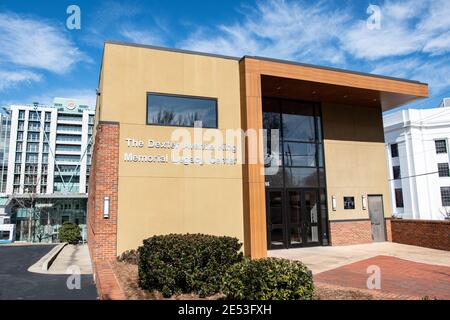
(56, 125), (82, 135)
(28, 126), (41, 132)
(57, 116), (83, 125)
(53, 183), (80, 193)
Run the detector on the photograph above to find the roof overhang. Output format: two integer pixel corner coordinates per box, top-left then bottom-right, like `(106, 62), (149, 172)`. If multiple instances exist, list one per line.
(245, 57), (429, 111)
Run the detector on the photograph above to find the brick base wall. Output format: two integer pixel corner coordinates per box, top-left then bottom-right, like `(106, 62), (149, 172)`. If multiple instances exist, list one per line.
(87, 121), (120, 269)
(385, 218), (392, 242)
(391, 219), (450, 251)
(329, 220), (373, 245)
(329, 219), (392, 246)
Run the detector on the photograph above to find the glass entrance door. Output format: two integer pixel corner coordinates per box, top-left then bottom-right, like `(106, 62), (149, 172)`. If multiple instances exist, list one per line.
(267, 189), (322, 249)
(303, 190), (320, 246)
(287, 190), (302, 247)
(266, 190), (285, 249)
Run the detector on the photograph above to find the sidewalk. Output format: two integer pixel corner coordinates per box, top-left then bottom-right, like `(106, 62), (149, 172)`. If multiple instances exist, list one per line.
(48, 244), (93, 275)
(28, 244), (93, 275)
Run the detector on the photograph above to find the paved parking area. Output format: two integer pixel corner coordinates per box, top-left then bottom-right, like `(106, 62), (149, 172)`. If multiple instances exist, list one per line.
(315, 255), (450, 299)
(0, 245), (97, 300)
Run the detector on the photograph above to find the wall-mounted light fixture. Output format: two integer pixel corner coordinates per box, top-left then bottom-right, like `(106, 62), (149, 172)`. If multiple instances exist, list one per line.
(332, 196), (337, 211)
(362, 195), (367, 210)
(103, 196), (110, 219)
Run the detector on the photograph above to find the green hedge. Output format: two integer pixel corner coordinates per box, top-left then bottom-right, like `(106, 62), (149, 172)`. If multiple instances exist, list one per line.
(138, 234), (243, 297)
(58, 222), (82, 245)
(222, 257), (314, 300)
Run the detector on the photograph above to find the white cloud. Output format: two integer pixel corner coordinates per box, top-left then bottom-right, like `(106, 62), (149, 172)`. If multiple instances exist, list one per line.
(371, 57), (450, 94)
(423, 31), (450, 55)
(0, 70), (41, 91)
(0, 12), (88, 74)
(180, 0), (350, 65)
(119, 28), (164, 46)
(343, 0), (450, 60)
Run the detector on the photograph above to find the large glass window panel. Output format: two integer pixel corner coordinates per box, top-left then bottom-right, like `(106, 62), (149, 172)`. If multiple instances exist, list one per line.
(319, 168), (326, 186)
(268, 192), (283, 225)
(282, 101), (315, 142)
(265, 167), (283, 188)
(263, 98), (282, 166)
(316, 116), (323, 142)
(290, 227), (302, 245)
(147, 93), (217, 128)
(288, 191), (301, 223)
(318, 144), (324, 167)
(284, 142), (316, 167)
(270, 229), (284, 246)
(285, 167), (319, 187)
(307, 226), (319, 242)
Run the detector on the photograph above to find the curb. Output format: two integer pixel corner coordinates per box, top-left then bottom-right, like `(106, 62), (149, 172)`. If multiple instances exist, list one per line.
(28, 242), (68, 273)
(42, 242), (68, 271)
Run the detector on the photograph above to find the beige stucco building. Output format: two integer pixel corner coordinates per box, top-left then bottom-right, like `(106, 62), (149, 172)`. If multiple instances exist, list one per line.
(87, 41), (428, 263)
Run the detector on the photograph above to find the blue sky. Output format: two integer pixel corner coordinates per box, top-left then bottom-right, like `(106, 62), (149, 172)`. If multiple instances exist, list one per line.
(0, 0), (449, 112)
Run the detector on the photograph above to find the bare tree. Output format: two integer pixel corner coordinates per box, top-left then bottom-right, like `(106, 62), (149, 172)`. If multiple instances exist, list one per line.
(439, 207), (450, 220)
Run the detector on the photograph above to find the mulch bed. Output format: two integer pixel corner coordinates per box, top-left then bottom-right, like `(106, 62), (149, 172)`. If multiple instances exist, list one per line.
(111, 261), (224, 300)
(111, 260), (398, 300)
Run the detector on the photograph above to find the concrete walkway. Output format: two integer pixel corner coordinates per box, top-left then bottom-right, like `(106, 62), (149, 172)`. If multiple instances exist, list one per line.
(48, 244), (93, 275)
(28, 244), (93, 275)
(269, 242), (450, 274)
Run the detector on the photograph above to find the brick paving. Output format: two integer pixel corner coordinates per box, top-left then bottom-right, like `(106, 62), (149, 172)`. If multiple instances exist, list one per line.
(94, 260), (126, 300)
(314, 255), (450, 300)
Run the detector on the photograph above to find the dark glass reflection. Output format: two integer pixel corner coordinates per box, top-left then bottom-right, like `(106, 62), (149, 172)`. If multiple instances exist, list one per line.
(288, 191), (301, 223)
(147, 94), (217, 128)
(265, 168), (283, 187)
(269, 192), (283, 224)
(285, 167), (319, 187)
(290, 227), (302, 245)
(284, 142), (317, 167)
(271, 229), (284, 246)
(282, 100), (315, 142)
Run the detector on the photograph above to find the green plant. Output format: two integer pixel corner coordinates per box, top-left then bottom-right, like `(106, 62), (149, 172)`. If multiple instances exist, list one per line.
(138, 234), (243, 297)
(222, 257), (314, 300)
(58, 222), (82, 244)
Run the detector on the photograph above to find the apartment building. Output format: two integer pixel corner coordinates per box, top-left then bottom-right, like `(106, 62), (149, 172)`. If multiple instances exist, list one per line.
(3, 98), (94, 242)
(384, 99), (450, 220)
(0, 111), (11, 194)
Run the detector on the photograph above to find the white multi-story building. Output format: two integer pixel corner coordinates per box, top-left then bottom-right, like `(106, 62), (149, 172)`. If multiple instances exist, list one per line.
(384, 99), (450, 220)
(0, 98), (94, 242)
(5, 98), (94, 195)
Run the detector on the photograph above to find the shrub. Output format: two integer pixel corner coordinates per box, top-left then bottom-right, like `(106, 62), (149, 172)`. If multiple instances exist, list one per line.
(58, 222), (82, 245)
(138, 234), (243, 297)
(222, 257), (314, 300)
(118, 249), (139, 265)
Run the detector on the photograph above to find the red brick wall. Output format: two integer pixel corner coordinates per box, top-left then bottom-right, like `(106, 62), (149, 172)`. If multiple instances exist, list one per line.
(391, 219), (450, 251)
(87, 122), (120, 265)
(385, 218), (392, 242)
(329, 219), (392, 246)
(329, 220), (373, 245)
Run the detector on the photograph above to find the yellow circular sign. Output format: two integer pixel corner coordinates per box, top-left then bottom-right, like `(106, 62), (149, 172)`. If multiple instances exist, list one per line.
(66, 101), (76, 110)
